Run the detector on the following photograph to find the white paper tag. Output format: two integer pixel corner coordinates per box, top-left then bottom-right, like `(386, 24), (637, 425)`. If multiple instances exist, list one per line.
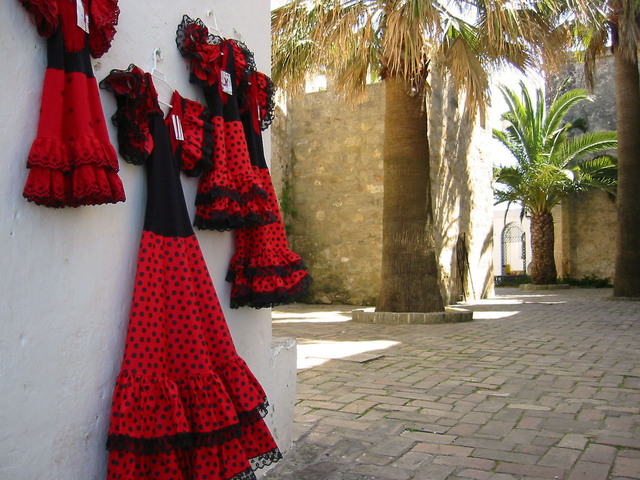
(76, 0), (90, 34)
(172, 115), (184, 141)
(221, 71), (233, 95)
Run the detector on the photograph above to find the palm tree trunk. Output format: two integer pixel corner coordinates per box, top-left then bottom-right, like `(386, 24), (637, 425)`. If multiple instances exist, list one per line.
(376, 75), (444, 313)
(530, 212), (557, 285)
(613, 44), (640, 297)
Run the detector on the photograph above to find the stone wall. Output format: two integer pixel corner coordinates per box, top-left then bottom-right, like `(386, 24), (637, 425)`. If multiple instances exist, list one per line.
(550, 56), (618, 280)
(273, 78), (495, 306)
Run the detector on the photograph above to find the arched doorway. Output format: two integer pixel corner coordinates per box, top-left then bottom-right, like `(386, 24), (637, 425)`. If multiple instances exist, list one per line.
(501, 222), (526, 275)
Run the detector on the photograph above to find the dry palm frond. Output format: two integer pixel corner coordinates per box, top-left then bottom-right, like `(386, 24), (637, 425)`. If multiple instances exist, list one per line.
(382, 0), (441, 83)
(443, 35), (490, 124)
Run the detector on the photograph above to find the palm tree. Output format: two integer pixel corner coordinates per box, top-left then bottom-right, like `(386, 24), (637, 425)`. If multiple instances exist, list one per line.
(272, 0), (570, 312)
(567, 0), (640, 296)
(493, 81), (618, 284)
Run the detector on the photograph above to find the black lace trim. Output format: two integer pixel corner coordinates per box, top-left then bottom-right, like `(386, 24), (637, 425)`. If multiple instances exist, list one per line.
(195, 210), (277, 232)
(107, 403), (270, 455)
(229, 38), (257, 87)
(260, 75), (276, 131)
(250, 447), (283, 470)
(195, 183), (268, 206)
(230, 273), (313, 309)
(226, 259), (308, 282)
(176, 15), (223, 57)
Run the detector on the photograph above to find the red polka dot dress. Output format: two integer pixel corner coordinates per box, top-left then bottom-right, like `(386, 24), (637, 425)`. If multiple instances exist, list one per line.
(229, 63), (312, 309)
(175, 16), (275, 232)
(176, 17), (312, 309)
(100, 65), (281, 480)
(18, 0), (125, 207)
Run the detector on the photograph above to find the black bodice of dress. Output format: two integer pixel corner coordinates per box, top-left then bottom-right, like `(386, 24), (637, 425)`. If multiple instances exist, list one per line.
(143, 114), (194, 238)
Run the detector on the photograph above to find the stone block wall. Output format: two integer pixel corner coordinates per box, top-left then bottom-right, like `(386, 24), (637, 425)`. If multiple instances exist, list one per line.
(272, 78), (495, 306)
(550, 56), (618, 281)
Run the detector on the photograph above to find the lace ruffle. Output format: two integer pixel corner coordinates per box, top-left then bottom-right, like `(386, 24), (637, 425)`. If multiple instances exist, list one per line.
(89, 0), (120, 58)
(18, 0), (58, 38)
(229, 273), (313, 309)
(250, 448), (284, 471)
(26, 135), (119, 172)
(23, 164), (126, 208)
(228, 38), (257, 89)
(256, 72), (276, 131)
(226, 253), (308, 282)
(108, 357), (269, 450)
(99, 65), (163, 165)
(176, 15), (225, 87)
(107, 405), (268, 455)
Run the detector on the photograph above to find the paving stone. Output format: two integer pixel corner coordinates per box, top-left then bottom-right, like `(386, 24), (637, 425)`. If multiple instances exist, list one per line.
(265, 289), (640, 480)
(613, 456), (640, 479)
(538, 447), (581, 468)
(579, 443), (617, 464)
(566, 461), (611, 480)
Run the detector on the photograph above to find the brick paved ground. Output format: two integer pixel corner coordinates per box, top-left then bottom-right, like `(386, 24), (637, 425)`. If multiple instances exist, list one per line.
(264, 288), (640, 480)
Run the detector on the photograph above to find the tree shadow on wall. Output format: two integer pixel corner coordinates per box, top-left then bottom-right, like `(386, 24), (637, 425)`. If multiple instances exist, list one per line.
(428, 69), (493, 304)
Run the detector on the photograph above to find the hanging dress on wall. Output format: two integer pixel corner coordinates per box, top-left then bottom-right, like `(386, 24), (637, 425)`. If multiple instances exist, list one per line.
(19, 0), (125, 207)
(176, 16), (312, 309)
(100, 65), (281, 480)
(228, 68), (312, 308)
(175, 16), (275, 232)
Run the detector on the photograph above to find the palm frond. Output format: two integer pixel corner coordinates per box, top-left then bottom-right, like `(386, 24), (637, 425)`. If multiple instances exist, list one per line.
(553, 130), (618, 167)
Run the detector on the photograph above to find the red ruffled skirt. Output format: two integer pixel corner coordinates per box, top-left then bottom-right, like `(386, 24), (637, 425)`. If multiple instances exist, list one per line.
(107, 231), (281, 480)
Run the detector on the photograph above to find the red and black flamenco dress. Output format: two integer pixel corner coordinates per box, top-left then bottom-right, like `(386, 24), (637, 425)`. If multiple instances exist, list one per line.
(229, 47), (312, 309)
(176, 17), (311, 309)
(100, 65), (281, 480)
(19, 0), (125, 207)
(175, 16), (275, 232)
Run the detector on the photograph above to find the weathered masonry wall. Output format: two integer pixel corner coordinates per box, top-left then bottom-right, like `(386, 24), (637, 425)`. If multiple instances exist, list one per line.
(274, 78), (495, 306)
(550, 56), (618, 280)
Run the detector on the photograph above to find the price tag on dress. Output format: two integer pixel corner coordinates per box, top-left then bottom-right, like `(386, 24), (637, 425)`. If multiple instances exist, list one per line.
(76, 0), (90, 34)
(221, 71), (233, 95)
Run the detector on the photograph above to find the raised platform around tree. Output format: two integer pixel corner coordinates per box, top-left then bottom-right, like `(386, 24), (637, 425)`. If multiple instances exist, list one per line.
(352, 306), (473, 325)
(519, 284), (570, 290)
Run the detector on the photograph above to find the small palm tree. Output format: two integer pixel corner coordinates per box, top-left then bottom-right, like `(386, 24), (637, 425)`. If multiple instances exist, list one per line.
(493, 81), (618, 284)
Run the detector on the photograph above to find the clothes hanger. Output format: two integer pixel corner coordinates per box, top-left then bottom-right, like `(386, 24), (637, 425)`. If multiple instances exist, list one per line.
(206, 10), (223, 37)
(150, 48), (173, 109)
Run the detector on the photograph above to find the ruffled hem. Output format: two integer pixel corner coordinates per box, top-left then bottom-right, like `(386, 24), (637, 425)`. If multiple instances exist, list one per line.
(23, 164), (126, 208)
(226, 249), (308, 281)
(107, 443), (281, 480)
(19, 0), (58, 38)
(26, 135), (119, 172)
(194, 207), (277, 232)
(89, 0), (120, 58)
(108, 357), (269, 448)
(229, 272), (313, 309)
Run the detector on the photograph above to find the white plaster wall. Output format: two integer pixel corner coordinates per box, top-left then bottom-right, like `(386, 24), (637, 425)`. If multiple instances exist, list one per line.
(0, 1), (292, 478)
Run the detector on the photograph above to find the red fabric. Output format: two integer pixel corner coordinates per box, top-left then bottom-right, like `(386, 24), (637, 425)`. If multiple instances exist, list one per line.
(20, 0), (124, 207)
(18, 0), (58, 38)
(89, 0), (120, 58)
(22, 54), (124, 207)
(227, 169), (311, 309)
(193, 117), (275, 231)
